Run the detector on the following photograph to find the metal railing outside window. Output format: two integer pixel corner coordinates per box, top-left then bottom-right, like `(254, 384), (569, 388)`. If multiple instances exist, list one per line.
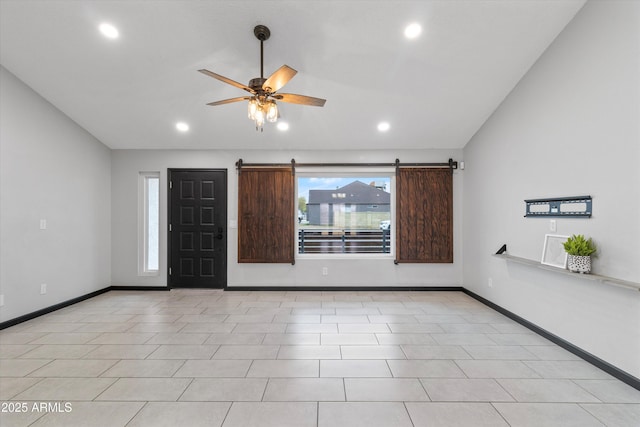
(298, 228), (391, 254)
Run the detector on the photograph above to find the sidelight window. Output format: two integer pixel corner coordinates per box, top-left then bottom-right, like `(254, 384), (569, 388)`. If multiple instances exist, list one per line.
(139, 172), (160, 274)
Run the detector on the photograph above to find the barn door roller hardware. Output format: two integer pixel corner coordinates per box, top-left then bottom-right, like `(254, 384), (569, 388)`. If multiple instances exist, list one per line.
(235, 158), (458, 169)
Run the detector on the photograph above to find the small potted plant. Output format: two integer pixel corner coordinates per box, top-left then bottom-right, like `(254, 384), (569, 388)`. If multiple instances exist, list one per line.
(563, 234), (596, 273)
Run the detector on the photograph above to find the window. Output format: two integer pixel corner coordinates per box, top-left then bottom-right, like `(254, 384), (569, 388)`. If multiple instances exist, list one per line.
(139, 172), (160, 274)
(236, 160), (454, 263)
(297, 175), (392, 255)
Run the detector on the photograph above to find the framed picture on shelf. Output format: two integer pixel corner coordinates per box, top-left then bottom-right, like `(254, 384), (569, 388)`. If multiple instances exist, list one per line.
(541, 234), (569, 268)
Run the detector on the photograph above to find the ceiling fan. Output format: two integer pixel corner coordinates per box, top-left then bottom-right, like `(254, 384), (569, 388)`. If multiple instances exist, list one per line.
(198, 25), (326, 131)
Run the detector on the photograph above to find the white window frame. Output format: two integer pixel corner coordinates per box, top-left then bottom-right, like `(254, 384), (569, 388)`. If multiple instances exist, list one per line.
(296, 168), (395, 259)
(138, 171), (160, 276)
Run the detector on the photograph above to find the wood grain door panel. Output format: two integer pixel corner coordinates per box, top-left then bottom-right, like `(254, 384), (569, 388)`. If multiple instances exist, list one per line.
(396, 168), (453, 263)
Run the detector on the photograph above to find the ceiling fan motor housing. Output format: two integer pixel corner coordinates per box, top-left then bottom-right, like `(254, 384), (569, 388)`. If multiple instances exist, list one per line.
(249, 77), (267, 92)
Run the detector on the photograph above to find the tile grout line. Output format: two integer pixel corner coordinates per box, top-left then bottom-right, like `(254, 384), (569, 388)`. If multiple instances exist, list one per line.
(122, 402), (150, 427)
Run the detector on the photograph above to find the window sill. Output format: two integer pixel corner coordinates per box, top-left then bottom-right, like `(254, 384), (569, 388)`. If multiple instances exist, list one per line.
(138, 271), (160, 277)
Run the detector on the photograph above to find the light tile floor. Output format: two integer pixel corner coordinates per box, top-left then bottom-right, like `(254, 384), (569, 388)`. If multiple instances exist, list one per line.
(1, 289), (639, 427)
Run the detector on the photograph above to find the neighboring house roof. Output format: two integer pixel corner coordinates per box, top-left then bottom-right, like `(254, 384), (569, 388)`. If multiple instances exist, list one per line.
(308, 180), (390, 205)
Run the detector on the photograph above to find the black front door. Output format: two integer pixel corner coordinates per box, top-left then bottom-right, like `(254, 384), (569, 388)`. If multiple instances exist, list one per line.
(168, 169), (227, 288)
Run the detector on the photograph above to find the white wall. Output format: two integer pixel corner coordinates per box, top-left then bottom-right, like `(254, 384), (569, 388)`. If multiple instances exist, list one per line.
(111, 149), (463, 288)
(463, 0), (640, 378)
(0, 66), (112, 322)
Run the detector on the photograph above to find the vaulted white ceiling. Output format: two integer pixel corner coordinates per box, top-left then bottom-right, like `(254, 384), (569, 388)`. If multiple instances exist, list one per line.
(0, 0), (585, 150)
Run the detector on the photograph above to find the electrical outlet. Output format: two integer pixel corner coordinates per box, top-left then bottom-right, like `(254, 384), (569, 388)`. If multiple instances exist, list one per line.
(40, 283), (47, 294)
(322, 267), (328, 276)
(40, 219), (47, 230)
(488, 278), (493, 288)
(550, 219), (557, 232)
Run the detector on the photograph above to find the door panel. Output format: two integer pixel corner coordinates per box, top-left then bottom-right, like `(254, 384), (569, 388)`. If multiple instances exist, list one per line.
(169, 169), (227, 287)
(237, 168), (295, 263)
(396, 168), (453, 263)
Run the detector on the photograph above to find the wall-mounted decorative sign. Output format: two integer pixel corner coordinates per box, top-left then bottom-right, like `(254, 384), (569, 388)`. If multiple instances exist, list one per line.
(525, 195), (592, 218)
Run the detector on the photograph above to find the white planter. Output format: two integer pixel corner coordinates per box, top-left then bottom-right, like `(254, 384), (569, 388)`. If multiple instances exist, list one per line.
(568, 255), (591, 273)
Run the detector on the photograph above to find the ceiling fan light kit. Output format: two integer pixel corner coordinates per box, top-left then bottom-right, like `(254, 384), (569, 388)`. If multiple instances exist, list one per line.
(247, 97), (278, 128)
(199, 25), (326, 132)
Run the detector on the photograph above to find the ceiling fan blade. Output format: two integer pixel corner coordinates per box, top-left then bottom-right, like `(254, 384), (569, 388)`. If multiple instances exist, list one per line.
(274, 93), (326, 107)
(206, 97), (251, 106)
(263, 65), (297, 92)
(198, 69), (254, 94)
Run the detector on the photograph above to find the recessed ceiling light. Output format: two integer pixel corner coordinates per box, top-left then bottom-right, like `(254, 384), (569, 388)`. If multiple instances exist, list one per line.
(99, 23), (119, 39)
(404, 23), (422, 39)
(176, 122), (189, 132)
(377, 122), (390, 132)
(277, 122), (289, 131)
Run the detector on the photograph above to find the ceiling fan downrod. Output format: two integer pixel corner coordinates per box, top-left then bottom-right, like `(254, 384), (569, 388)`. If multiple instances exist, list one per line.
(254, 25), (270, 80)
(250, 25), (273, 132)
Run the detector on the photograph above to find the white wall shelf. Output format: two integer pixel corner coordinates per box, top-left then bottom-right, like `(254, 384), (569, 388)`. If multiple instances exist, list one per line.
(493, 253), (640, 292)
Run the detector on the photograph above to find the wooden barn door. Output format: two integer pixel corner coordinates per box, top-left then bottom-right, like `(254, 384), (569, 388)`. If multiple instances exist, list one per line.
(396, 168), (453, 263)
(238, 167), (295, 263)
